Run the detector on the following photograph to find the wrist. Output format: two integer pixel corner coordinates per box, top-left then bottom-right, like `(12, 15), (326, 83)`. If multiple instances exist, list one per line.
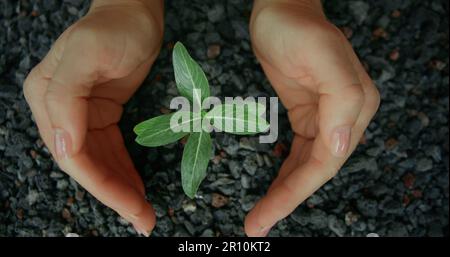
(252, 0), (325, 19)
(91, 1), (163, 23)
(90, 0), (164, 34)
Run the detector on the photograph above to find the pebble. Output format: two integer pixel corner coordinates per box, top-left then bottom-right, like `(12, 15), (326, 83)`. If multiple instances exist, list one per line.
(241, 174), (251, 189)
(184, 220), (196, 236)
(211, 193), (229, 208)
(306, 194), (324, 207)
(182, 200), (197, 213)
(227, 160), (242, 178)
(345, 212), (359, 226)
(56, 179), (69, 190)
(243, 155), (258, 175)
(349, 1), (370, 24)
(416, 158), (433, 172)
(200, 229), (215, 237)
(328, 215), (347, 237)
(240, 195), (257, 212)
(207, 4), (225, 23)
(65, 233), (80, 237)
(207, 44), (221, 59)
(356, 199), (379, 218)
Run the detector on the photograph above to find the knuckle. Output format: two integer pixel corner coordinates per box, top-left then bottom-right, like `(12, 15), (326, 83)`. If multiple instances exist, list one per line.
(366, 85), (381, 114)
(310, 154), (338, 179)
(23, 68), (38, 103)
(311, 20), (344, 42)
(66, 22), (102, 59)
(344, 83), (366, 106)
(69, 22), (98, 45)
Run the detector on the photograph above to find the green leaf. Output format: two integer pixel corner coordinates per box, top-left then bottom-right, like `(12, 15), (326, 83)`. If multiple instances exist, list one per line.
(172, 42), (210, 106)
(134, 112), (199, 147)
(204, 102), (270, 135)
(181, 131), (212, 199)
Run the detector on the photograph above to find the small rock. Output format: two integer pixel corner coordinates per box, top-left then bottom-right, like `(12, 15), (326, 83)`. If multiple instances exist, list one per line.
(356, 199), (379, 217)
(426, 145), (442, 162)
(182, 200), (197, 213)
(389, 49), (400, 61)
(417, 112), (430, 127)
(328, 215), (347, 237)
(211, 193), (229, 208)
(256, 153), (264, 167)
(26, 190), (39, 206)
(263, 155), (273, 168)
(416, 158), (433, 172)
(228, 160), (242, 178)
(304, 209), (328, 229)
(340, 26), (353, 39)
(352, 221), (367, 232)
(272, 142), (287, 158)
(62, 208), (72, 222)
(387, 222), (409, 236)
(349, 1), (369, 25)
(306, 194), (324, 207)
(240, 195), (257, 212)
(391, 10), (401, 18)
(241, 174), (251, 189)
(200, 229), (215, 237)
(345, 211), (359, 226)
(184, 220), (196, 235)
(49, 171), (64, 179)
(56, 179), (69, 190)
(403, 173), (416, 189)
(207, 4), (225, 23)
(243, 155), (258, 175)
(75, 190), (85, 201)
(65, 233), (80, 237)
(373, 27), (388, 39)
(207, 44), (221, 59)
(239, 137), (257, 151)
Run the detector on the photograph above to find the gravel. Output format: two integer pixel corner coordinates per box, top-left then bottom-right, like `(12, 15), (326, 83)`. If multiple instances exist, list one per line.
(0, 0), (448, 237)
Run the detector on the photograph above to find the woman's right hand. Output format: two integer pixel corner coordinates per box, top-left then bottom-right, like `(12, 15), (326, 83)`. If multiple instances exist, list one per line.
(23, 0), (164, 236)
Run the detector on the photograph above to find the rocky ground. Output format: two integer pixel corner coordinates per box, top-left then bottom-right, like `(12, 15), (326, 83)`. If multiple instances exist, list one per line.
(0, 0), (448, 237)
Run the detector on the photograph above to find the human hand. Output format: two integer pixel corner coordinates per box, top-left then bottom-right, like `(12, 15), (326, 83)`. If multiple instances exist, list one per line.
(246, 0), (381, 236)
(23, 0), (164, 236)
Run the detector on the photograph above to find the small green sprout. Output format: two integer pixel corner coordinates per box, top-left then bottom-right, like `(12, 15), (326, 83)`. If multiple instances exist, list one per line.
(134, 42), (269, 198)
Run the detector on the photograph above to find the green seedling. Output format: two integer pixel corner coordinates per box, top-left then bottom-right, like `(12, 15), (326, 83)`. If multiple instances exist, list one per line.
(134, 42), (269, 198)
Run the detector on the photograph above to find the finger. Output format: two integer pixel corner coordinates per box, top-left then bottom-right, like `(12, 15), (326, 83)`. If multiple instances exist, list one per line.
(108, 126), (145, 196)
(44, 29), (100, 160)
(305, 27), (365, 158)
(59, 131), (155, 236)
(23, 26), (76, 150)
(267, 136), (310, 192)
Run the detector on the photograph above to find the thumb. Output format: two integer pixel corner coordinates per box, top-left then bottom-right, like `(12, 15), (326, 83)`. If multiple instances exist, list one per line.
(308, 28), (365, 157)
(45, 39), (98, 160)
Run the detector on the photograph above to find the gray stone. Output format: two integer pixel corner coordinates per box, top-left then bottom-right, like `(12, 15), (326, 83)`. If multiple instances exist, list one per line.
(328, 215), (347, 237)
(416, 158), (433, 172)
(349, 1), (370, 25)
(243, 155), (258, 175)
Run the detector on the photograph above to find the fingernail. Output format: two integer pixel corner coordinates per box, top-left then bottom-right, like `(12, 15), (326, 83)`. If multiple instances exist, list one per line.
(331, 126), (351, 157)
(140, 229), (151, 237)
(54, 128), (72, 160)
(258, 226), (272, 237)
(133, 224), (151, 237)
